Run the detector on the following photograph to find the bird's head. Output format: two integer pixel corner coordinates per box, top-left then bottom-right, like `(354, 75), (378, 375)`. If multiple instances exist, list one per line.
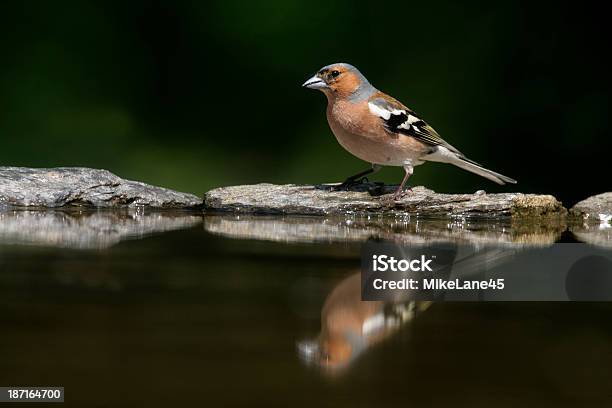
(302, 63), (370, 99)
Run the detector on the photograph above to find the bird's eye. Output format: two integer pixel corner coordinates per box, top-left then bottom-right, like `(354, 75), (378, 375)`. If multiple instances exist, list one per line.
(331, 70), (340, 78)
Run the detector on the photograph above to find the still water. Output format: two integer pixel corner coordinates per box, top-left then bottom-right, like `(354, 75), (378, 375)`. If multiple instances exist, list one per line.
(0, 210), (611, 407)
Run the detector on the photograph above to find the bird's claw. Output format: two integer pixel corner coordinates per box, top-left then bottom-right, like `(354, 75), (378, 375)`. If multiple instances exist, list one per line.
(367, 182), (386, 196)
(330, 176), (370, 191)
(391, 186), (413, 201)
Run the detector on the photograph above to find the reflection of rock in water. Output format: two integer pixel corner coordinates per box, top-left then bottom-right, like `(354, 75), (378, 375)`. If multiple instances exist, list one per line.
(298, 272), (430, 372)
(0, 210), (201, 249)
(570, 223), (612, 248)
(204, 215), (565, 246)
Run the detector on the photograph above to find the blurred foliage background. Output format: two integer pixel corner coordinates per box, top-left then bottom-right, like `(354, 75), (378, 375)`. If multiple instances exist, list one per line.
(0, 1), (609, 205)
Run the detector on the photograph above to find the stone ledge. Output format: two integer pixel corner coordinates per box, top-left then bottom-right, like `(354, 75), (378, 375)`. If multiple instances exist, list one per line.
(0, 166), (201, 209)
(204, 183), (566, 218)
(570, 192), (612, 225)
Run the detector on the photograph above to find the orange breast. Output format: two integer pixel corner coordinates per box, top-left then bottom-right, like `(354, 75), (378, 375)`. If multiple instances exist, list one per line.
(326, 99), (430, 166)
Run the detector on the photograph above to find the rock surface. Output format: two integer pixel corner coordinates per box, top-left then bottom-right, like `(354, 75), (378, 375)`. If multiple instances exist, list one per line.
(570, 192), (612, 224)
(0, 167), (201, 209)
(204, 183), (566, 218)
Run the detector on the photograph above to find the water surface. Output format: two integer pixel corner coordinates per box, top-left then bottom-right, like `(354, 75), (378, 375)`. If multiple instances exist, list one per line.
(1, 210), (611, 407)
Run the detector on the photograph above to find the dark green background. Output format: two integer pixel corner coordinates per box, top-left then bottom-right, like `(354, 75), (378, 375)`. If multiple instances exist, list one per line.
(1, 1), (609, 205)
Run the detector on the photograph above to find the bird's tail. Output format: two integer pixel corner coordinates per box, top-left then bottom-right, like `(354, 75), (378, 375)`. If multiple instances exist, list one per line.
(424, 147), (517, 185)
(450, 157), (517, 185)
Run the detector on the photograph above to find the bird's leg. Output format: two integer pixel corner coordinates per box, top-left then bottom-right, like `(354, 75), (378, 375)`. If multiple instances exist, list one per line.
(393, 162), (414, 200)
(332, 164), (382, 191)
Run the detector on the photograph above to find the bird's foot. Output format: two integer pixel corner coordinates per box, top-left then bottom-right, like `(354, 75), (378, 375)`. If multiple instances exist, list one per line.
(329, 176), (371, 192)
(366, 181), (386, 196)
(389, 186), (413, 201)
(392, 191), (405, 201)
(316, 178), (385, 195)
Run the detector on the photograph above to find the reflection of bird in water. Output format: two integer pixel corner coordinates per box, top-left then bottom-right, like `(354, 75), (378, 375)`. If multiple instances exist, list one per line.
(297, 242), (523, 371)
(298, 272), (430, 371)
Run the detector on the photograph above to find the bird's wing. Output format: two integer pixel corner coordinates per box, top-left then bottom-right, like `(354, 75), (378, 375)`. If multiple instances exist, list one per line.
(368, 95), (465, 156)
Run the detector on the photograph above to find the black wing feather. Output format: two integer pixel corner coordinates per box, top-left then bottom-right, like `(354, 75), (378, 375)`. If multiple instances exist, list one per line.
(370, 97), (464, 156)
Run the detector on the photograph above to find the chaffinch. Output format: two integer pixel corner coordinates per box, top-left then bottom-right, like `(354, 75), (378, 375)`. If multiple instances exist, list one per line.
(302, 63), (516, 198)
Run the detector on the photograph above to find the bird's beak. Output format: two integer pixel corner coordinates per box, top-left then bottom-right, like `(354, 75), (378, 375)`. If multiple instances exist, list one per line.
(302, 75), (328, 90)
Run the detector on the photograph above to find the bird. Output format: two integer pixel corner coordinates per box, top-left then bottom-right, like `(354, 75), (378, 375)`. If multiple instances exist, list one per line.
(302, 63), (516, 199)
